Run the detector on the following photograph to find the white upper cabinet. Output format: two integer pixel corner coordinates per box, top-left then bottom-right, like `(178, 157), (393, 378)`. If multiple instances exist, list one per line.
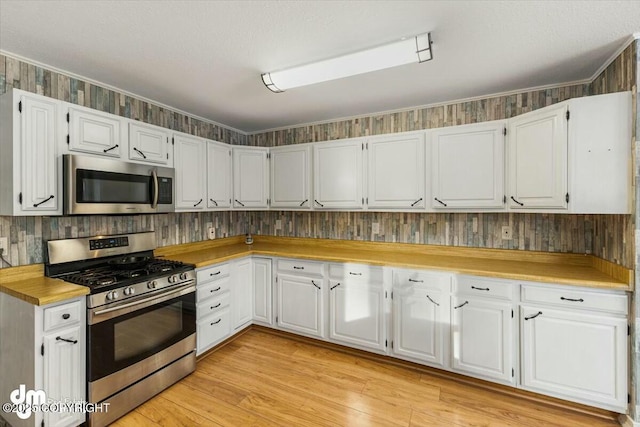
(128, 122), (171, 165)
(431, 121), (505, 209)
(313, 139), (365, 209)
(367, 132), (425, 209)
(67, 105), (125, 158)
(0, 89), (62, 215)
(207, 140), (233, 209)
(270, 144), (312, 209)
(233, 147), (269, 209)
(174, 133), (207, 211)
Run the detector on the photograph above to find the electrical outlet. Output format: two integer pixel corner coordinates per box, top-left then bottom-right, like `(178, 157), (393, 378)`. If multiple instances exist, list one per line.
(275, 220), (282, 230)
(501, 225), (512, 240)
(372, 222), (380, 234)
(207, 227), (216, 240)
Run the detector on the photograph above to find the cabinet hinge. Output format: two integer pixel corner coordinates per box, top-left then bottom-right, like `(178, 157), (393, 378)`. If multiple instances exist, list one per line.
(503, 127), (507, 136)
(391, 340), (393, 349)
(41, 420), (44, 427)
(362, 143), (364, 150)
(629, 394), (631, 404)
(366, 197), (368, 204)
(565, 193), (569, 203)
(172, 137), (175, 145)
(276, 316), (278, 323)
(566, 110), (570, 121)
(40, 343), (44, 356)
(511, 309), (514, 318)
(66, 134), (70, 145)
(385, 291), (388, 299)
(66, 112), (70, 122)
(391, 291), (393, 299)
(385, 340), (388, 348)
(512, 368), (514, 378)
(166, 153), (169, 159)
(503, 195), (507, 204)
(18, 192), (22, 205)
(275, 276), (278, 283)
(18, 100), (22, 113)
(628, 324), (631, 336)
(228, 150), (231, 156)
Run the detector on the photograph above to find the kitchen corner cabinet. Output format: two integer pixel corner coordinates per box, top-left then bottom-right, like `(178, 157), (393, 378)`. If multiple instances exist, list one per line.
(520, 284), (628, 411)
(67, 105), (125, 158)
(196, 263), (231, 355)
(207, 140), (233, 209)
(252, 257), (273, 326)
(275, 259), (325, 339)
(392, 269), (451, 367)
(367, 132), (426, 209)
(128, 122), (171, 165)
(0, 294), (85, 427)
(270, 144), (312, 209)
(451, 276), (516, 385)
(233, 147), (270, 209)
(313, 139), (365, 209)
(0, 89), (62, 215)
(431, 121), (505, 209)
(174, 133), (207, 211)
(231, 257), (253, 330)
(328, 263), (387, 353)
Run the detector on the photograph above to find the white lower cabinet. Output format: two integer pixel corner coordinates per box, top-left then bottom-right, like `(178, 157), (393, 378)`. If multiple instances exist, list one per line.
(252, 257), (273, 326)
(195, 262), (231, 355)
(520, 284), (628, 411)
(392, 270), (451, 367)
(232, 258), (253, 330)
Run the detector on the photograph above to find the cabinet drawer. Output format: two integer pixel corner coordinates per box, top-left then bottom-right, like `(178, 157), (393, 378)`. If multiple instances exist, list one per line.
(454, 276), (514, 301)
(197, 307), (231, 351)
(197, 292), (230, 318)
(278, 259), (324, 276)
(197, 276), (231, 302)
(521, 285), (628, 315)
(197, 263), (230, 283)
(329, 263), (384, 282)
(393, 269), (451, 291)
(44, 300), (82, 332)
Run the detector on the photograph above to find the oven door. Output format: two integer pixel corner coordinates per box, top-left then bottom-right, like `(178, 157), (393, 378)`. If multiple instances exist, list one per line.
(64, 154), (174, 215)
(87, 283), (196, 386)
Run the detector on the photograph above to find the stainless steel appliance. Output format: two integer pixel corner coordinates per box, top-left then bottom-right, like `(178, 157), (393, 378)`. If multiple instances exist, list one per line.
(63, 154), (175, 215)
(45, 232), (196, 427)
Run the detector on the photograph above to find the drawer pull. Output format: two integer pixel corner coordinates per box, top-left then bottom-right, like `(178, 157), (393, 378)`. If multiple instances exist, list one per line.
(210, 287), (221, 293)
(210, 271), (221, 276)
(525, 311), (543, 320)
(293, 266), (304, 270)
(56, 336), (78, 344)
(454, 301), (469, 309)
(311, 280), (321, 290)
(211, 319), (222, 325)
(471, 286), (490, 291)
(62, 313), (71, 320)
(409, 278), (424, 283)
(426, 295), (440, 306)
(211, 303), (221, 309)
(330, 283), (341, 290)
(349, 272), (362, 276)
(560, 297), (584, 303)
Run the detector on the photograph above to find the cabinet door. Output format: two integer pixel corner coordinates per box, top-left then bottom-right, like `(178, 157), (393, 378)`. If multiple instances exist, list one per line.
(276, 274), (323, 338)
(207, 141), (232, 209)
(508, 104), (568, 209)
(451, 297), (514, 384)
(233, 147), (269, 208)
(270, 144), (312, 209)
(43, 325), (85, 427)
(253, 258), (273, 325)
(431, 122), (505, 209)
(174, 134), (206, 210)
(367, 133), (425, 209)
(68, 106), (123, 157)
(232, 258), (253, 329)
(20, 95), (60, 213)
(521, 306), (627, 411)
(313, 140), (364, 209)
(128, 122), (170, 165)
(329, 280), (385, 352)
(393, 287), (447, 367)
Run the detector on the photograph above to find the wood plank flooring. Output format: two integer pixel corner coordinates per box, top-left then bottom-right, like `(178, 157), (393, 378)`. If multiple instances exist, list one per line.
(114, 329), (620, 427)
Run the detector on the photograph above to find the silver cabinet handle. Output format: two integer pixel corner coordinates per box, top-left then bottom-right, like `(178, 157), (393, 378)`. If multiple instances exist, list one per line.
(330, 283), (341, 290)
(471, 286), (490, 291)
(454, 301), (469, 309)
(311, 280), (321, 290)
(426, 295), (439, 306)
(560, 297), (584, 302)
(133, 147), (147, 159)
(511, 196), (524, 206)
(525, 311), (543, 320)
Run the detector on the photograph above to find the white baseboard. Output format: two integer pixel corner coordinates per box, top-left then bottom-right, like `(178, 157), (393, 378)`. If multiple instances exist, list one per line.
(619, 414), (640, 427)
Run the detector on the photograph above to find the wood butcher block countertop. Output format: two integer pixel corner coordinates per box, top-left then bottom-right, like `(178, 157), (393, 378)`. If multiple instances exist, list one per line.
(157, 236), (633, 291)
(0, 235), (632, 306)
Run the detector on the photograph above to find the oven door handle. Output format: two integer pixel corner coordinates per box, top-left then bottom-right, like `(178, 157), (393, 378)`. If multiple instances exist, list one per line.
(89, 283), (195, 325)
(151, 169), (159, 209)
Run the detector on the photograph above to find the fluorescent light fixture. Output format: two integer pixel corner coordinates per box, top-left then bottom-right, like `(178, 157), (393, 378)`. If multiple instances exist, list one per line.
(261, 32), (432, 93)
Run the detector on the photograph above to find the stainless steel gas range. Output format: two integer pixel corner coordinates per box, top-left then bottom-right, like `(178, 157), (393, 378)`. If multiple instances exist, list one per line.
(45, 232), (196, 427)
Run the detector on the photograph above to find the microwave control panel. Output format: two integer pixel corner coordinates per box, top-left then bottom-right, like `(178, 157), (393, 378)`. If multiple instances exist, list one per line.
(158, 177), (173, 204)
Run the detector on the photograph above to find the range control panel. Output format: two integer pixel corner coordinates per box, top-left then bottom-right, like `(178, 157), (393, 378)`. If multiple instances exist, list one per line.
(89, 236), (129, 250)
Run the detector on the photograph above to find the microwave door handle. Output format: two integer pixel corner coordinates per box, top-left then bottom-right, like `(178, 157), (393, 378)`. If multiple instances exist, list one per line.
(151, 169), (159, 209)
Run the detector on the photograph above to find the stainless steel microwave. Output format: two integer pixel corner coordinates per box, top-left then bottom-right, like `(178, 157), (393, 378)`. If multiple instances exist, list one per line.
(64, 154), (174, 215)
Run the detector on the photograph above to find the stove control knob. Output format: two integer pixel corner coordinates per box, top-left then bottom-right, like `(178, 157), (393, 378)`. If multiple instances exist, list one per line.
(168, 275), (178, 284)
(123, 287), (135, 296)
(147, 280), (157, 289)
(106, 290), (119, 301)
(180, 272), (188, 280)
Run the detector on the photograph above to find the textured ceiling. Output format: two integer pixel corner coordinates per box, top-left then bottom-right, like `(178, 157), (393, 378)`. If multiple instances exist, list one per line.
(1, 1), (639, 133)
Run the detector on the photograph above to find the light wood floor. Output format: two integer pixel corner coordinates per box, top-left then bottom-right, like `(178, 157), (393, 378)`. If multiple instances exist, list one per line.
(114, 328), (620, 427)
